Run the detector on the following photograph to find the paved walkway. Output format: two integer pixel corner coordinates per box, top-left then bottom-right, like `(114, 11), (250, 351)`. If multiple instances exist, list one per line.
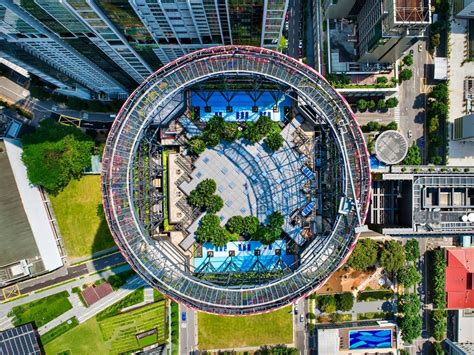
(38, 276), (145, 335)
(0, 263), (131, 330)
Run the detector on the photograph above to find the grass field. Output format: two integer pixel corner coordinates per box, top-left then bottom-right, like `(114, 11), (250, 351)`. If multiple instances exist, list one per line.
(49, 175), (114, 258)
(8, 291), (72, 328)
(198, 306), (293, 350)
(44, 301), (167, 355)
(44, 316), (108, 354)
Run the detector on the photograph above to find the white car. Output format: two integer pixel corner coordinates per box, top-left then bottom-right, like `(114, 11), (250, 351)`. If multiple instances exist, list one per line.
(407, 130), (413, 138)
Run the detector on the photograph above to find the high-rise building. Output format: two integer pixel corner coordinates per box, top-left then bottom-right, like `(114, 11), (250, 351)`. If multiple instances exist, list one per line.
(0, 1), (128, 98)
(130, 0), (288, 63)
(1, 0), (288, 97)
(320, 0), (431, 64)
(357, 0), (431, 63)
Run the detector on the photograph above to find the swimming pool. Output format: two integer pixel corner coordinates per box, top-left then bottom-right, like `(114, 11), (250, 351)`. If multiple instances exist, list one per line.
(349, 329), (392, 350)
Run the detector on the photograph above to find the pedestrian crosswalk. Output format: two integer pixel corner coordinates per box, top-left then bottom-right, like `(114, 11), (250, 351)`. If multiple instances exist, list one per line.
(393, 101), (401, 127)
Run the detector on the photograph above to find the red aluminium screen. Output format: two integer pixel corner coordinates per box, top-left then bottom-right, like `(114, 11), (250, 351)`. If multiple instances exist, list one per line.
(445, 248), (474, 309)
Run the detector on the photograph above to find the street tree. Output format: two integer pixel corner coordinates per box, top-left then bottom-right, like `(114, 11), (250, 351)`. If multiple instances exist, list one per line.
(399, 68), (413, 81)
(385, 97), (399, 108)
(347, 238), (379, 270)
(404, 239), (420, 262)
(398, 265), (422, 287)
(380, 240), (406, 272)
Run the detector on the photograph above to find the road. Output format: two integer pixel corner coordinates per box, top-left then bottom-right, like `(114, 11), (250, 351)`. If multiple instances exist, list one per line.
(179, 304), (197, 354)
(0, 251), (126, 301)
(398, 41), (433, 162)
(294, 298), (308, 354)
(0, 76), (115, 127)
(287, 0), (302, 59)
(311, 0), (323, 72)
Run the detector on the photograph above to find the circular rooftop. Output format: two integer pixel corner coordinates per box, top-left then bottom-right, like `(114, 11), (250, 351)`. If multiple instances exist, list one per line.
(375, 130), (408, 165)
(101, 46), (371, 315)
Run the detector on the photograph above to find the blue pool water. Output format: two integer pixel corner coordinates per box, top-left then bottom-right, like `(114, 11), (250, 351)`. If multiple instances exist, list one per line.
(349, 329), (392, 350)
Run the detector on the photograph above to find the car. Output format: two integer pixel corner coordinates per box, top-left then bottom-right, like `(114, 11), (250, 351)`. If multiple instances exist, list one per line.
(300, 314), (305, 322)
(418, 43), (423, 52)
(407, 130), (413, 138)
(410, 49), (414, 55)
(298, 40), (303, 49)
(181, 311), (187, 322)
(294, 307), (298, 315)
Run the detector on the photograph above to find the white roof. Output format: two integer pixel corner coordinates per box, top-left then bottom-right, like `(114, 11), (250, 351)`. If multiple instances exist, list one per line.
(4, 139), (63, 271)
(317, 329), (340, 354)
(434, 57), (448, 80)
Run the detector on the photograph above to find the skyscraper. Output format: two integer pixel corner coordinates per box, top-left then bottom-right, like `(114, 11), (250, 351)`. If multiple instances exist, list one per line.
(1, 0), (289, 98)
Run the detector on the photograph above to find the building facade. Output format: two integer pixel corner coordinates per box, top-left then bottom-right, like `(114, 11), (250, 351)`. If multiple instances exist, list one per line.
(1, 0), (288, 98)
(453, 114), (474, 142)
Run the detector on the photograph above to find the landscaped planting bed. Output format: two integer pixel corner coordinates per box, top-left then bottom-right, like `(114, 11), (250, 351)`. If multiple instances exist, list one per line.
(8, 291), (72, 327)
(357, 290), (393, 302)
(40, 317), (79, 345)
(98, 301), (167, 354)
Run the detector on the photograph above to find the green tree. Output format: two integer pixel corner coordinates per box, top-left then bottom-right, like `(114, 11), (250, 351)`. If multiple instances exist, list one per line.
(429, 83), (448, 102)
(226, 216), (245, 234)
(205, 194), (224, 213)
(404, 239), (420, 262)
(196, 179), (217, 196)
(357, 99), (368, 111)
(255, 114), (273, 136)
(335, 293), (354, 311)
(256, 225), (282, 245)
(318, 295), (337, 313)
(380, 240), (406, 272)
(202, 131), (220, 147)
(243, 216), (260, 236)
(195, 214), (222, 243)
(377, 99), (387, 110)
(265, 131), (284, 152)
(367, 100), (376, 110)
(347, 238), (378, 271)
(268, 211), (285, 229)
(195, 214), (235, 246)
(385, 97), (399, 108)
(431, 342), (444, 355)
(429, 101), (448, 117)
(403, 54), (414, 66)
(399, 314), (422, 343)
(243, 122), (264, 144)
(221, 122), (240, 142)
(21, 119), (94, 193)
(402, 143), (422, 165)
(188, 137), (206, 155)
(376, 76), (388, 84)
(399, 68), (413, 81)
(428, 116), (440, 135)
(398, 265), (422, 287)
(385, 121), (398, 131)
(430, 33), (441, 49)
(365, 121), (382, 132)
(431, 310), (446, 341)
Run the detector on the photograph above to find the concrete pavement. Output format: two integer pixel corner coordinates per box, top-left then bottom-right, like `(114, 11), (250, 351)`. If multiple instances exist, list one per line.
(398, 41), (432, 162)
(294, 298), (308, 354)
(179, 304), (197, 354)
(38, 276), (145, 335)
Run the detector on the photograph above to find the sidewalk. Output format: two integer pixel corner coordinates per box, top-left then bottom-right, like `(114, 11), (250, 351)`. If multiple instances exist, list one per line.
(0, 263), (131, 322)
(38, 276), (145, 335)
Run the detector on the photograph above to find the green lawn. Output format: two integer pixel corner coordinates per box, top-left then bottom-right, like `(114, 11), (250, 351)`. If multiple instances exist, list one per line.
(198, 306), (293, 350)
(49, 175), (114, 258)
(44, 316), (108, 355)
(44, 301), (167, 355)
(8, 291), (72, 328)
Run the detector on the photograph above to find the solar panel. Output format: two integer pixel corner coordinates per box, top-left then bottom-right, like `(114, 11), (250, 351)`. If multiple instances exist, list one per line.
(0, 324), (41, 355)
